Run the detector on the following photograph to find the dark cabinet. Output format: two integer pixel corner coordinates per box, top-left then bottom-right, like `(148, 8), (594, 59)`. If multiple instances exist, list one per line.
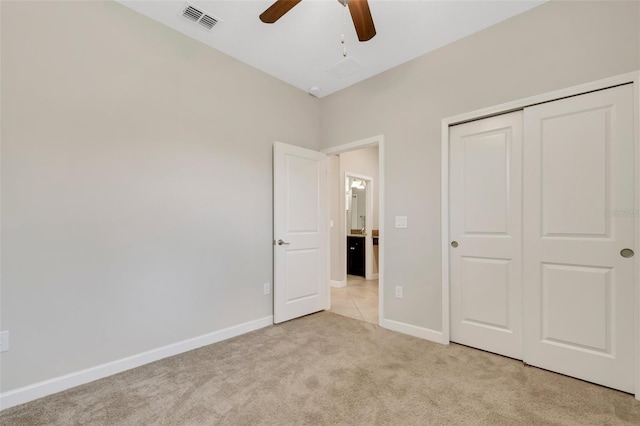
(347, 236), (365, 277)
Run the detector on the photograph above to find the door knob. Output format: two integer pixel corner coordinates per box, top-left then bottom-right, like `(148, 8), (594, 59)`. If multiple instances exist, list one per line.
(277, 239), (290, 246)
(451, 241), (459, 248)
(620, 248), (634, 258)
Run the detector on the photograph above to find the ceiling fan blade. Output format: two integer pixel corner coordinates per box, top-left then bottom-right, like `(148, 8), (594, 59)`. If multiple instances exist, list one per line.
(260, 0), (303, 24)
(347, 0), (376, 41)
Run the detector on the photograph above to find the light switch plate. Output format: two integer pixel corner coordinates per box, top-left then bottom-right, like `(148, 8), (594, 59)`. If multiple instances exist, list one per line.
(395, 216), (408, 228)
(395, 286), (403, 299)
(329, 220), (334, 228)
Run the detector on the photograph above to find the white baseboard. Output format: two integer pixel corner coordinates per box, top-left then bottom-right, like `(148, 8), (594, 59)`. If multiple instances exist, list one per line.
(330, 279), (346, 288)
(0, 316), (273, 411)
(372, 273), (379, 279)
(381, 319), (448, 345)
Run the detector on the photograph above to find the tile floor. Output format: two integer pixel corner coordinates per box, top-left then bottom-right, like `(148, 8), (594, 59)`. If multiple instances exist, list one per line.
(329, 275), (379, 324)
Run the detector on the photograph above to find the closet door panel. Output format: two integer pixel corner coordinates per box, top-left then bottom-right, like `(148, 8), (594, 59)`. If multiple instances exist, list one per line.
(450, 111), (523, 359)
(523, 84), (635, 393)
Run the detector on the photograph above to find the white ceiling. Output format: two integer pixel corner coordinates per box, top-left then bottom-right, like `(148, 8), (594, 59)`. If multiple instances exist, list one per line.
(117, 0), (546, 98)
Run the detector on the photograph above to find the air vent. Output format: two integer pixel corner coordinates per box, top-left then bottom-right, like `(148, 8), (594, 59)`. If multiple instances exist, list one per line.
(183, 5), (203, 22)
(326, 58), (364, 79)
(199, 14), (218, 29)
(181, 4), (221, 30)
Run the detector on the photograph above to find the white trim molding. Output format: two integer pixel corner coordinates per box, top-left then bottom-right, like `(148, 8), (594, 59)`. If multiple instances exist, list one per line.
(322, 135), (381, 155)
(330, 279), (347, 288)
(381, 319), (446, 345)
(441, 70), (640, 400)
(0, 316), (273, 411)
(633, 71), (640, 402)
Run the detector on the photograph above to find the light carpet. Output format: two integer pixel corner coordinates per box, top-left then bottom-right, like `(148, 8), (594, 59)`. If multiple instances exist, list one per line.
(2, 312), (639, 425)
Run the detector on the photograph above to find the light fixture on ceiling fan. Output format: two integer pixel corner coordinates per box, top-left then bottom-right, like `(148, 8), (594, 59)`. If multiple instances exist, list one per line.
(259, 0), (377, 42)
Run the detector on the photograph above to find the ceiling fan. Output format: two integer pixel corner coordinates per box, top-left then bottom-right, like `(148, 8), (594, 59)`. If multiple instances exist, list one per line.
(259, 0), (376, 42)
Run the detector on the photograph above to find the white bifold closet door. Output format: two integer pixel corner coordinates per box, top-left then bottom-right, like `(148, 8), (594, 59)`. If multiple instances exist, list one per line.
(450, 84), (635, 393)
(522, 84), (635, 393)
(450, 111), (523, 360)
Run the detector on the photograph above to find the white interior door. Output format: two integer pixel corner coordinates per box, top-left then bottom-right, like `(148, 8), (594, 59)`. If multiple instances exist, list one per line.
(522, 85), (635, 393)
(273, 142), (328, 324)
(449, 111), (523, 359)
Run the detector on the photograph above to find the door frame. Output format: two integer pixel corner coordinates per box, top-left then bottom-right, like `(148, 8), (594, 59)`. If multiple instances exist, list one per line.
(344, 171), (374, 279)
(440, 71), (640, 399)
(323, 135), (385, 325)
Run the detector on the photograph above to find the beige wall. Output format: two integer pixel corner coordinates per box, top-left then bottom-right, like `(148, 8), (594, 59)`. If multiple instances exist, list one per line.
(320, 1), (640, 331)
(0, 1), (320, 392)
(327, 155), (342, 283)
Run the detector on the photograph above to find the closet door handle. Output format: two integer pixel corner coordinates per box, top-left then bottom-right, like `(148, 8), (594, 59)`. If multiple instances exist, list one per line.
(277, 239), (290, 246)
(620, 248), (634, 258)
(451, 241), (459, 248)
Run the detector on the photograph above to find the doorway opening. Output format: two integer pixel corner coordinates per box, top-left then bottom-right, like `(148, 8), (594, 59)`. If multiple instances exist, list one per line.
(322, 136), (384, 325)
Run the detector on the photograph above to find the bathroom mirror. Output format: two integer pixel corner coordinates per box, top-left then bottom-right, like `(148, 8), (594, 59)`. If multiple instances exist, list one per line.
(346, 176), (367, 234)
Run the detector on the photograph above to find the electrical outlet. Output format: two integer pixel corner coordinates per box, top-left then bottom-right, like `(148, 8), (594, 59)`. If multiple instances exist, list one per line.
(0, 331), (9, 352)
(263, 283), (271, 295)
(395, 286), (403, 299)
